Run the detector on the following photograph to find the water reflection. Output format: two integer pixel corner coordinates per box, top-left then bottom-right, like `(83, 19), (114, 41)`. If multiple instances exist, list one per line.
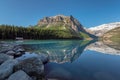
(85, 41), (120, 55)
(44, 41), (120, 80)
(22, 40), (94, 63)
(45, 50), (120, 80)
(20, 40), (120, 80)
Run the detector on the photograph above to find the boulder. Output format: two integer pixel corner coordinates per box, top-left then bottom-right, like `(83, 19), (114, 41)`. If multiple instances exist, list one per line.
(16, 53), (49, 64)
(16, 48), (25, 52)
(0, 53), (13, 64)
(13, 48), (25, 58)
(38, 54), (49, 64)
(13, 45), (25, 52)
(0, 59), (18, 80)
(13, 45), (25, 53)
(6, 50), (16, 56)
(14, 52), (23, 57)
(7, 70), (32, 80)
(14, 57), (44, 78)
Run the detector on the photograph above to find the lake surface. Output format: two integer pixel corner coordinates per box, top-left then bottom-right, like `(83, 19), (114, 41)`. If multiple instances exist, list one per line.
(14, 40), (120, 80)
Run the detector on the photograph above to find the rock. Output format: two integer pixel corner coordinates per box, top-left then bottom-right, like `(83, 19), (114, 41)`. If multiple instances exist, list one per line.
(13, 45), (21, 50)
(16, 53), (49, 64)
(37, 15), (85, 32)
(13, 52), (25, 58)
(13, 45), (25, 53)
(0, 49), (12, 53)
(16, 48), (25, 52)
(0, 54), (13, 64)
(2, 44), (9, 47)
(0, 59), (18, 80)
(38, 54), (49, 64)
(6, 50), (16, 56)
(14, 48), (25, 57)
(14, 57), (44, 78)
(7, 70), (32, 80)
(0, 43), (15, 53)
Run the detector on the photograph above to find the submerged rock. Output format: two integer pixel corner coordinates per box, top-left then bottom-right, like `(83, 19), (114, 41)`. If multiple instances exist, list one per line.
(8, 70), (32, 80)
(14, 57), (44, 78)
(0, 53), (13, 64)
(0, 59), (18, 80)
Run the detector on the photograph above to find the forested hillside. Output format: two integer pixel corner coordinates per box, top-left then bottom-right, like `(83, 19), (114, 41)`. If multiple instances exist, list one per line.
(0, 25), (82, 40)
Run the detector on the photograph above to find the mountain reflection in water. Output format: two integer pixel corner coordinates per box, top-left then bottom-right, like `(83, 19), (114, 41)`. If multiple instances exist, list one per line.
(85, 41), (120, 55)
(22, 40), (94, 63)
(21, 40), (120, 80)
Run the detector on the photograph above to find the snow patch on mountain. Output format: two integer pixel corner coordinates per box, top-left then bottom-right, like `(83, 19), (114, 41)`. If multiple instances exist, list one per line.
(87, 22), (120, 36)
(89, 22), (120, 31)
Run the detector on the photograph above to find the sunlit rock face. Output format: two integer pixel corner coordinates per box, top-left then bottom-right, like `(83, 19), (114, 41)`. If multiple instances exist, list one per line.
(22, 40), (92, 63)
(85, 41), (120, 55)
(37, 15), (85, 32)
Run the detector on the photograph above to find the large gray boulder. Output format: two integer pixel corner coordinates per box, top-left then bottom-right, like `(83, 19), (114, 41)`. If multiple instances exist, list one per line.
(0, 59), (18, 80)
(38, 54), (49, 64)
(14, 57), (44, 78)
(16, 53), (49, 64)
(0, 53), (13, 64)
(7, 70), (32, 80)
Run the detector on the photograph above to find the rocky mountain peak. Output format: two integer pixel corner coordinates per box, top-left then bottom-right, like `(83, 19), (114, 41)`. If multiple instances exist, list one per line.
(37, 15), (85, 32)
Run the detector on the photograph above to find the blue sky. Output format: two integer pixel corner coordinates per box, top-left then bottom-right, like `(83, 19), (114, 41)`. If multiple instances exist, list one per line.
(0, 0), (120, 28)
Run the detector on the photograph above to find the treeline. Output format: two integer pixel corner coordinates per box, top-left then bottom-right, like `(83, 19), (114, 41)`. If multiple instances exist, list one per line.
(0, 25), (81, 40)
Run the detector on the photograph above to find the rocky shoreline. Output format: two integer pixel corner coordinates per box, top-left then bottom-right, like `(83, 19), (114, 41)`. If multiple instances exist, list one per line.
(0, 42), (49, 80)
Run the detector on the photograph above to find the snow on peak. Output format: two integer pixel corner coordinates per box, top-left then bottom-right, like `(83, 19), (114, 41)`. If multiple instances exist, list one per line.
(89, 22), (120, 31)
(86, 22), (120, 36)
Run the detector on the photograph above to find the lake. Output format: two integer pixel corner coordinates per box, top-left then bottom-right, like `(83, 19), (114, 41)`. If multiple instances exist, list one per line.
(13, 40), (120, 80)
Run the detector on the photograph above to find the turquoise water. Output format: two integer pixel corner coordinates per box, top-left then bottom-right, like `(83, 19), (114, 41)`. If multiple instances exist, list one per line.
(21, 40), (94, 63)
(10, 40), (120, 80)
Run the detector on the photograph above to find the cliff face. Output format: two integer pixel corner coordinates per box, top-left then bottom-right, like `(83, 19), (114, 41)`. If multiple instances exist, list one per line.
(37, 15), (85, 32)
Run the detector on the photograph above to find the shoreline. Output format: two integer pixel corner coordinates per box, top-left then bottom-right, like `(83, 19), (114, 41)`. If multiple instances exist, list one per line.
(0, 42), (49, 80)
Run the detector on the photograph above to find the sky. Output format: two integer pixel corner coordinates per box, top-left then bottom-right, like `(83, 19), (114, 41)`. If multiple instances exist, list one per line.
(0, 0), (120, 28)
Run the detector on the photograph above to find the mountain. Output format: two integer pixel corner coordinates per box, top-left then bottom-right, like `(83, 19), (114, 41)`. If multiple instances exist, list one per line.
(37, 15), (85, 32)
(34, 15), (92, 39)
(86, 22), (120, 37)
(103, 27), (120, 50)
